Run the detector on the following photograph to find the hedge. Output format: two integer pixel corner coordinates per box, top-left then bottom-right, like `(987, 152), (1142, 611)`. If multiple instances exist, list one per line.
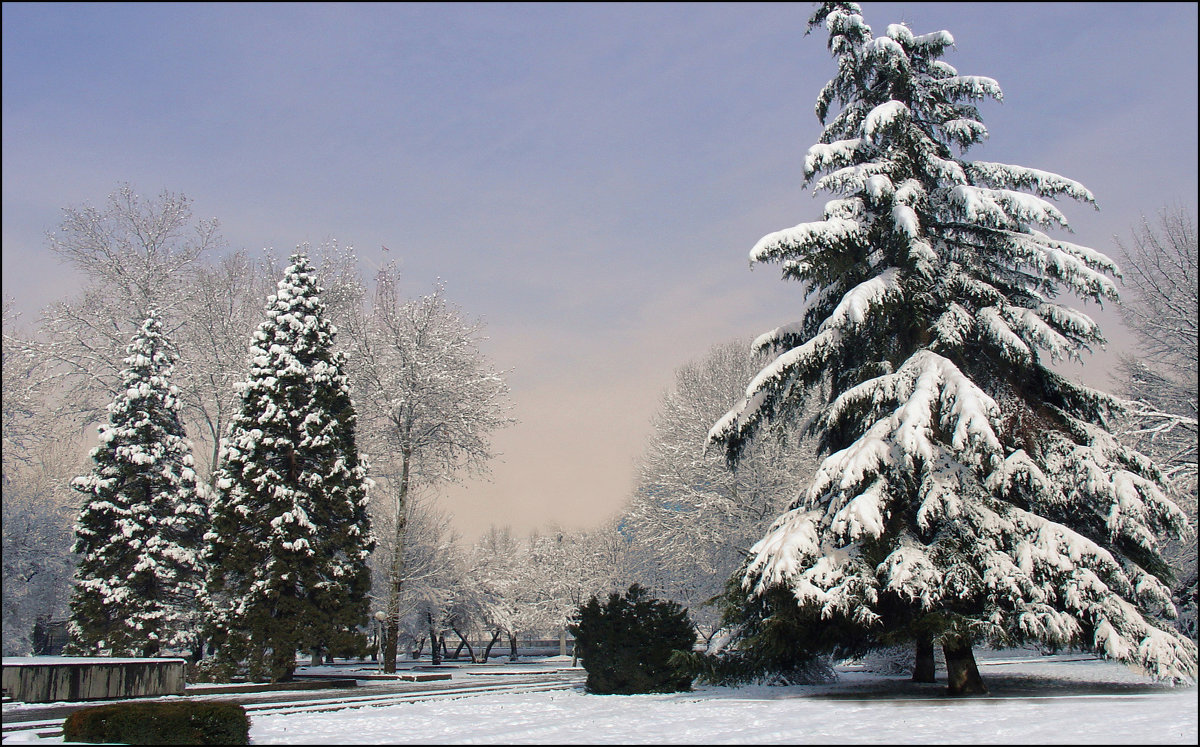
(62, 700), (250, 745)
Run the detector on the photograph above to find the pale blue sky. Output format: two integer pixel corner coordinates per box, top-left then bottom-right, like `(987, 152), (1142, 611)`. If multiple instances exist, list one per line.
(4, 2), (1197, 538)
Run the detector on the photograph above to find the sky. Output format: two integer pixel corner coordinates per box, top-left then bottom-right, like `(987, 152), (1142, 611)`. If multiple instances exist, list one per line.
(3, 2), (1198, 543)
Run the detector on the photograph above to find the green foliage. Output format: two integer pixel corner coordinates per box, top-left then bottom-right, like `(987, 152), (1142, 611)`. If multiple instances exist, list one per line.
(326, 627), (371, 661)
(203, 254), (374, 682)
(186, 656), (238, 684)
(569, 584), (695, 694)
(62, 701), (249, 745)
(67, 310), (207, 657)
(705, 0), (1197, 684)
(673, 571), (867, 686)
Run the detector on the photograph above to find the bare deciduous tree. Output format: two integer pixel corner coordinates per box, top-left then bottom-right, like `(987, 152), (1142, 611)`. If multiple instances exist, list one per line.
(2, 300), (79, 654)
(347, 264), (513, 672)
(173, 250), (273, 483)
(38, 184), (222, 423)
(466, 526), (535, 661)
(1115, 207), (1198, 640)
(620, 340), (817, 639)
(1115, 208), (1198, 482)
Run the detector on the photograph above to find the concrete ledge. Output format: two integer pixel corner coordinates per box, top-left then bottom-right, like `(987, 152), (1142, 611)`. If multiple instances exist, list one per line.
(293, 672), (452, 682)
(2, 657), (186, 703)
(187, 678), (358, 695)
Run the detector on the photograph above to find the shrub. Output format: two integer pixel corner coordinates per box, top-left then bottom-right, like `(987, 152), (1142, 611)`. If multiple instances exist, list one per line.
(670, 573), (861, 686)
(569, 583), (695, 694)
(62, 700), (250, 745)
(186, 656), (238, 684)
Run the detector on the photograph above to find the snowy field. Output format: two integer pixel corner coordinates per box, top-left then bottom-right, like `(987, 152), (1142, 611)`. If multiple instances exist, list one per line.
(248, 655), (1198, 745)
(5, 651), (1194, 744)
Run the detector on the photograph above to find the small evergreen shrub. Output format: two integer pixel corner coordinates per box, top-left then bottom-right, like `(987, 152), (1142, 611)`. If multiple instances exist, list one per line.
(569, 583), (695, 694)
(62, 700), (250, 745)
(186, 656), (238, 684)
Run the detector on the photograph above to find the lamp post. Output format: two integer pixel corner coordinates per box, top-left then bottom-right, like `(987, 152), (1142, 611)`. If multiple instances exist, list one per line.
(374, 610), (386, 674)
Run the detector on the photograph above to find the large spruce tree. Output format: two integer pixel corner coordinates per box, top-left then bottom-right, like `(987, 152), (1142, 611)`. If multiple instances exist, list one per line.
(203, 253), (374, 682)
(709, 3), (1196, 692)
(67, 309), (207, 657)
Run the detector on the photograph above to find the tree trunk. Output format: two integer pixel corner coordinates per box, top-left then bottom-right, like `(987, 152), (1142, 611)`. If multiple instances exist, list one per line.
(382, 446), (413, 673)
(269, 644), (295, 683)
(203, 409), (224, 494)
(428, 615), (442, 665)
(912, 636), (936, 682)
(310, 648), (322, 666)
(481, 630), (501, 663)
(451, 626), (476, 662)
(943, 639), (987, 695)
(508, 632), (519, 662)
(382, 599), (402, 672)
(410, 637), (425, 660)
(382, 617), (400, 671)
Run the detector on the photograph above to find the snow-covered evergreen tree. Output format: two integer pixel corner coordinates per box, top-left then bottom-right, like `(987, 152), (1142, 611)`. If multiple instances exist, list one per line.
(66, 309), (207, 657)
(203, 253), (374, 682)
(709, 2), (1196, 692)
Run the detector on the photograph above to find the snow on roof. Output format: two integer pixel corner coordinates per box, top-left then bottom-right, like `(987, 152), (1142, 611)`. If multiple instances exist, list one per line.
(2, 656), (187, 666)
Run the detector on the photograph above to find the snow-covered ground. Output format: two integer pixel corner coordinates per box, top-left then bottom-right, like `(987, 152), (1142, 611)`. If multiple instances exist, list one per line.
(250, 654), (1197, 745)
(4, 651), (1196, 744)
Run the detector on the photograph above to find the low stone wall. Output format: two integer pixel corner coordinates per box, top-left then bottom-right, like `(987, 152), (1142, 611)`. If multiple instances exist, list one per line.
(1, 657), (186, 703)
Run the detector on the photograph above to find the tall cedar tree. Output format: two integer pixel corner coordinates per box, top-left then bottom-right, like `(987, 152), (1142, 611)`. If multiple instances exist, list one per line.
(67, 310), (207, 657)
(203, 254), (374, 682)
(708, 3), (1196, 692)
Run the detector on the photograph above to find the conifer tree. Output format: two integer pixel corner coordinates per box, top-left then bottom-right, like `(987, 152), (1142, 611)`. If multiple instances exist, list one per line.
(67, 309), (207, 657)
(570, 584), (696, 694)
(709, 2), (1196, 692)
(203, 253), (374, 682)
